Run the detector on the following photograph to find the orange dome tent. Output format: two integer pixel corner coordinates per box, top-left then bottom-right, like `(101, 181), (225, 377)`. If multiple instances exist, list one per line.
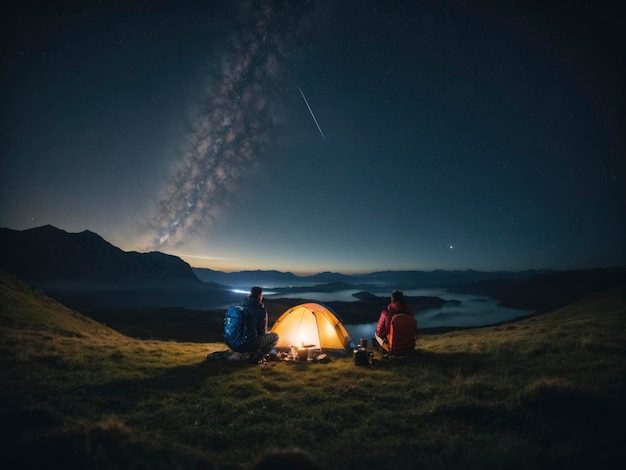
(270, 303), (353, 356)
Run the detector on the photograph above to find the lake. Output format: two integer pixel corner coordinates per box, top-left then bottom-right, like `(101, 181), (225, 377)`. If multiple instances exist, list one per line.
(265, 287), (531, 339)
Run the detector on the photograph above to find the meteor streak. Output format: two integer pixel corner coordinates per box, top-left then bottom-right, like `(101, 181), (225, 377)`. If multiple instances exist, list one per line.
(298, 85), (326, 140)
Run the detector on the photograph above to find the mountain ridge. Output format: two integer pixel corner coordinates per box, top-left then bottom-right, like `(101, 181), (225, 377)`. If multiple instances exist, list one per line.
(0, 225), (199, 286)
(192, 266), (554, 290)
(2, 225), (621, 312)
(0, 225), (239, 311)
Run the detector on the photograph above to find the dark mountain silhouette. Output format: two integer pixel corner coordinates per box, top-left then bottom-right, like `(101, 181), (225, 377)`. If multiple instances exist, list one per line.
(499, 267), (626, 311)
(4, 225), (616, 314)
(0, 225), (199, 285)
(192, 266), (550, 290)
(192, 269), (360, 287)
(193, 268), (303, 286)
(446, 278), (528, 300)
(359, 269), (553, 289)
(0, 225), (239, 311)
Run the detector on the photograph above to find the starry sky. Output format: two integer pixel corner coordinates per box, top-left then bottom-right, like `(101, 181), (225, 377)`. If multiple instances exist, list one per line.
(2, 0), (624, 274)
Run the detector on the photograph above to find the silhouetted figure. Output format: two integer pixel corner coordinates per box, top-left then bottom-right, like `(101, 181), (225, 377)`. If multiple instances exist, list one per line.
(375, 290), (416, 354)
(240, 286), (279, 363)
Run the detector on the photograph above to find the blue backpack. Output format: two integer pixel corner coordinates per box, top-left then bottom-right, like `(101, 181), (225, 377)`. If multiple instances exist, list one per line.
(223, 306), (254, 352)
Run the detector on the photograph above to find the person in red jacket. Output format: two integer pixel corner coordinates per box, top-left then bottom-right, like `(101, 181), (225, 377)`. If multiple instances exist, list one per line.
(375, 290), (415, 351)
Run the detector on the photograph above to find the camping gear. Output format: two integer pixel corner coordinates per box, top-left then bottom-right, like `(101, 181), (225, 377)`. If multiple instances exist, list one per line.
(271, 303), (353, 356)
(223, 306), (253, 352)
(307, 348), (320, 361)
(315, 353), (329, 363)
(387, 313), (418, 355)
(354, 348), (369, 366)
(297, 348), (308, 361)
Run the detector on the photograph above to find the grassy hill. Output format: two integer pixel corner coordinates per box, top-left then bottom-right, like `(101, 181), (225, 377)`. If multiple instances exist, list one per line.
(1, 271), (625, 469)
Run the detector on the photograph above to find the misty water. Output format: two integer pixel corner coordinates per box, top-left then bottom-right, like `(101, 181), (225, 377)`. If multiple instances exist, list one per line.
(264, 287), (531, 340)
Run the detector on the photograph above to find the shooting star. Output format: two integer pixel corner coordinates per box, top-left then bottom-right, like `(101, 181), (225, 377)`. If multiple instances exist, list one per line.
(298, 85), (326, 141)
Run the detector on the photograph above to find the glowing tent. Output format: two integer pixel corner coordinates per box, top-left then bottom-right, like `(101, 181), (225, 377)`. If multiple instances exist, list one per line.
(270, 303), (353, 356)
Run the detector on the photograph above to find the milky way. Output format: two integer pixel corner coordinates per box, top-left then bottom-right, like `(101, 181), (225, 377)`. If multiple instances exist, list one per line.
(145, 1), (310, 249)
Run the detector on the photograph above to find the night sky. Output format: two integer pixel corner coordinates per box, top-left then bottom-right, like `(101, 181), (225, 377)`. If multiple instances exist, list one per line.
(2, 1), (624, 274)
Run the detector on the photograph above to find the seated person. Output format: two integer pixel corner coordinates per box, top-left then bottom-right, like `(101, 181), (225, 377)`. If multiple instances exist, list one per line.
(375, 290), (416, 353)
(240, 286), (279, 362)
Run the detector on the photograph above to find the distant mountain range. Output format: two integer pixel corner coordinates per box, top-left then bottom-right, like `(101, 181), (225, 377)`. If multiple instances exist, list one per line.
(2, 225), (622, 313)
(192, 266), (553, 291)
(0, 225), (239, 311)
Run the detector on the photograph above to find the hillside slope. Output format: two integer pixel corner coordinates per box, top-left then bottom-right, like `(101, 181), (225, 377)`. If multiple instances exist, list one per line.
(500, 267), (626, 310)
(0, 271), (124, 340)
(1, 271), (625, 469)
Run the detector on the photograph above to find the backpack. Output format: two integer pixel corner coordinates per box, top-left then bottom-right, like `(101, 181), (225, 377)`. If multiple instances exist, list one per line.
(223, 306), (255, 352)
(388, 314), (417, 354)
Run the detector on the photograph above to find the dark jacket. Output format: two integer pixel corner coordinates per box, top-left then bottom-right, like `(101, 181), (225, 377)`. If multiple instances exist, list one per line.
(241, 296), (268, 338)
(376, 300), (414, 340)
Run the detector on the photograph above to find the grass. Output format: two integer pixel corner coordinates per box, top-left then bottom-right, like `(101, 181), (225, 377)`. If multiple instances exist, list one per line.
(1, 272), (625, 469)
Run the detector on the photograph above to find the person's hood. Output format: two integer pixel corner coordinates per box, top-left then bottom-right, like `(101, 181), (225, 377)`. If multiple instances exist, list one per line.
(388, 301), (408, 314)
(242, 296), (263, 308)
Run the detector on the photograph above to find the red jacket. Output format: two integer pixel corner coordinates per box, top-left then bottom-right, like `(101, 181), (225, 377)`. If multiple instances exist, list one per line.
(376, 301), (415, 340)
